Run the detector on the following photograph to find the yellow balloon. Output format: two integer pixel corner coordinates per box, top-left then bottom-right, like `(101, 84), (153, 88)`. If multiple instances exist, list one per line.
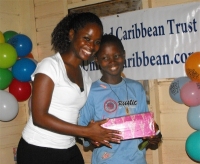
(0, 31), (5, 43)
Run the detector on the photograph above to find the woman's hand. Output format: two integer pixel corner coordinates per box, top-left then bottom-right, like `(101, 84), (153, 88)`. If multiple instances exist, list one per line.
(90, 140), (101, 147)
(86, 119), (122, 148)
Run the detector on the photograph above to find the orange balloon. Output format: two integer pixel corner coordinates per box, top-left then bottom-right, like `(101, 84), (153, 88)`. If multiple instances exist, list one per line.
(18, 53), (38, 64)
(185, 52), (200, 82)
(18, 52), (34, 60)
(26, 53), (34, 59)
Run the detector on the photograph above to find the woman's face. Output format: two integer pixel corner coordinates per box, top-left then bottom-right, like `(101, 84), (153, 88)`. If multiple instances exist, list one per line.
(70, 23), (103, 61)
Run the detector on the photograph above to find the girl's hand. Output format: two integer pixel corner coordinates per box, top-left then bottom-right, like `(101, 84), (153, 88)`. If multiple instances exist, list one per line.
(145, 131), (162, 149)
(139, 122), (162, 150)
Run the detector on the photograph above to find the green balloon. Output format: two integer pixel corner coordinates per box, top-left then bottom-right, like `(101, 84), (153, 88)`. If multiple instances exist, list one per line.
(3, 31), (18, 42)
(185, 131), (200, 162)
(0, 68), (13, 89)
(0, 43), (17, 68)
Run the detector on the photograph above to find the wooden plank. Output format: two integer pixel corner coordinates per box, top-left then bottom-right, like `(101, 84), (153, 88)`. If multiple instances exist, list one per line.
(141, 0), (150, 9)
(0, 0), (19, 14)
(72, 0), (82, 3)
(0, 125), (24, 137)
(17, 0), (39, 61)
(36, 14), (63, 29)
(158, 78), (174, 82)
(162, 140), (198, 164)
(153, 0), (199, 7)
(77, 142), (93, 164)
(37, 43), (54, 61)
(34, 0), (57, 6)
(0, 146), (17, 164)
(68, 0), (110, 9)
(34, 1), (63, 18)
(36, 27), (53, 44)
(67, 0), (72, 4)
(147, 0), (156, 8)
(149, 80), (162, 164)
(161, 113), (195, 139)
(0, 134), (21, 148)
(63, 0), (69, 16)
(146, 149), (153, 164)
(0, 13), (20, 32)
(0, 2), (31, 163)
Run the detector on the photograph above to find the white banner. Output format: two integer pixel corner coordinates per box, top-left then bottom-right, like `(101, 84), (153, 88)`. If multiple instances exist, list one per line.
(82, 2), (200, 81)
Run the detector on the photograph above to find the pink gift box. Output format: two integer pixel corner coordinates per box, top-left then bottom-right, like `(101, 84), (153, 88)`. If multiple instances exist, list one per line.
(101, 112), (155, 140)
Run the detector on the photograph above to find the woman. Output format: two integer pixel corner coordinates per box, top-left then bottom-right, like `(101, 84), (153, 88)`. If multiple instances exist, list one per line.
(17, 12), (121, 164)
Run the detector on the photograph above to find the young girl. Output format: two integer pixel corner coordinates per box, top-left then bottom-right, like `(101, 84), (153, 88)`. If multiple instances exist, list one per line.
(78, 34), (162, 164)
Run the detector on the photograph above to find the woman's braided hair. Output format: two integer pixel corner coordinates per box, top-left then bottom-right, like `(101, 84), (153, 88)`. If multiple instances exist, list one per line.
(51, 12), (103, 54)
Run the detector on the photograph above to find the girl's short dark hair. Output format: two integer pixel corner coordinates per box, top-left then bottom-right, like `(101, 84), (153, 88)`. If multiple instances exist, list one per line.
(96, 34), (125, 56)
(51, 12), (103, 54)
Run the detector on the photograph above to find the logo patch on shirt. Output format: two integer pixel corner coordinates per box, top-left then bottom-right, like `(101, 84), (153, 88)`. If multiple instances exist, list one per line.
(100, 84), (107, 89)
(102, 152), (111, 159)
(104, 99), (118, 113)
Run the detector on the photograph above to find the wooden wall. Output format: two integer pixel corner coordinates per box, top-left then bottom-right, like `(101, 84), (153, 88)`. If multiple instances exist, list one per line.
(0, 1), (36, 163)
(0, 0), (200, 164)
(143, 1), (200, 164)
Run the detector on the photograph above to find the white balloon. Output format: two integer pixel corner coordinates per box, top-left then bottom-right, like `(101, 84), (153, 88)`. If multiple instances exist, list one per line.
(0, 90), (19, 121)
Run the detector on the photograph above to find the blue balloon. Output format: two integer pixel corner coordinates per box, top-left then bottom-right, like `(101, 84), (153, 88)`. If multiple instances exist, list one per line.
(186, 131), (200, 162)
(12, 58), (36, 82)
(169, 77), (190, 104)
(187, 105), (200, 130)
(7, 34), (32, 57)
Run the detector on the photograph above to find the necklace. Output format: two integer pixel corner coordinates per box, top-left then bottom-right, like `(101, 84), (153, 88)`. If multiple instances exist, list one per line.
(106, 79), (130, 115)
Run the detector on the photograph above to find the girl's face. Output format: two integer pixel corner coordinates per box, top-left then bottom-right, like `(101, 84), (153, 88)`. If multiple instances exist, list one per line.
(69, 23), (103, 61)
(96, 43), (125, 79)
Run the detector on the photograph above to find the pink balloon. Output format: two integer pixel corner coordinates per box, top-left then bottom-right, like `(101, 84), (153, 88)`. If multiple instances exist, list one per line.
(180, 81), (200, 107)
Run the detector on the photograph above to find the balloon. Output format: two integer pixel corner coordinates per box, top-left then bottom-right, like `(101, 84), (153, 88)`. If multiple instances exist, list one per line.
(180, 81), (200, 107)
(23, 53), (38, 65)
(3, 30), (18, 42)
(0, 43), (17, 68)
(12, 58), (36, 82)
(0, 90), (18, 121)
(187, 105), (200, 130)
(19, 53), (38, 65)
(7, 34), (32, 57)
(25, 53), (34, 59)
(0, 68), (13, 90)
(185, 131), (200, 162)
(9, 78), (31, 102)
(169, 77), (190, 104)
(185, 52), (200, 82)
(29, 58), (38, 65)
(0, 31), (5, 43)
